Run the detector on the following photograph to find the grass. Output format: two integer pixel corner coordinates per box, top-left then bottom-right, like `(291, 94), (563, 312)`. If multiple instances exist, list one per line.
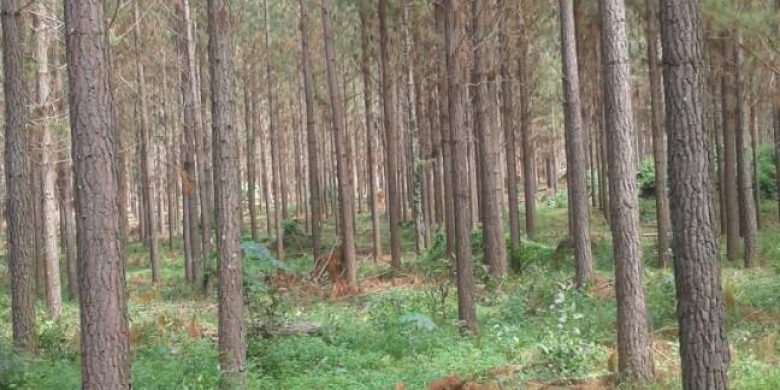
(1, 198), (779, 389)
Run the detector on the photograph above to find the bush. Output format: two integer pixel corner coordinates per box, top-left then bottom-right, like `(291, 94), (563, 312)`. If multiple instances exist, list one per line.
(637, 156), (656, 198)
(756, 143), (777, 199)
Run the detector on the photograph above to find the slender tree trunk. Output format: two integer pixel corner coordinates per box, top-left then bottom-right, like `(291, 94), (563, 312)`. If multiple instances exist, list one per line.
(3, 0), (37, 352)
(471, 0), (507, 278)
(35, 1), (63, 317)
(65, 0), (131, 384)
(499, 0), (520, 257)
(360, 5), (382, 261)
(379, 0), (402, 269)
(206, 0), (246, 386)
(598, 0), (654, 381)
(775, 96), (780, 222)
(720, 37), (740, 263)
(435, 3), (456, 256)
(403, 2), (426, 254)
(263, 0), (284, 260)
(322, 0), (357, 284)
(447, 0), (477, 332)
(733, 36), (757, 267)
(300, 0), (322, 262)
(57, 158), (78, 301)
(176, 0), (203, 284)
(559, 0), (593, 286)
(134, 0), (160, 283)
(517, 4), (535, 238)
(245, 82), (258, 242)
(645, 0), (670, 268)
(660, 1), (729, 388)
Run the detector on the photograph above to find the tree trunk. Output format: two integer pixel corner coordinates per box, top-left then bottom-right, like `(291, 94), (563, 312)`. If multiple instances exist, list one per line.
(435, 3), (456, 256)
(645, 0), (670, 268)
(206, 0), (246, 386)
(322, 0), (357, 284)
(517, 4), (535, 239)
(134, 0), (160, 283)
(598, 0), (654, 381)
(775, 97), (780, 222)
(447, 0), (477, 333)
(2, 0), (37, 352)
(733, 36), (757, 267)
(720, 36), (740, 263)
(471, 0), (507, 278)
(660, 1), (729, 388)
(403, 2), (426, 254)
(499, 0), (520, 258)
(360, 5), (382, 261)
(263, 1), (284, 261)
(379, 0), (402, 269)
(300, 0), (321, 261)
(245, 82), (258, 242)
(57, 159), (78, 301)
(65, 0), (131, 384)
(35, 1), (63, 318)
(176, 0), (204, 284)
(559, 0), (593, 286)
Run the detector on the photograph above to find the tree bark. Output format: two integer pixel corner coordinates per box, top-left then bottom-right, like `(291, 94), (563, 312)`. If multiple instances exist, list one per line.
(360, 5), (382, 261)
(720, 36), (740, 263)
(264, 0), (284, 260)
(245, 82), (258, 242)
(447, 0), (478, 333)
(660, 1), (730, 388)
(517, 4), (535, 239)
(559, 0), (593, 286)
(471, 0), (507, 278)
(598, 0), (654, 381)
(645, 0), (670, 268)
(206, 0), (246, 386)
(3, 0), (37, 353)
(733, 36), (757, 267)
(379, 0), (402, 269)
(176, 0), (203, 284)
(322, 0), (357, 284)
(65, 0), (131, 385)
(35, 1), (63, 318)
(134, 0), (160, 283)
(499, 0), (520, 258)
(300, 7), (319, 243)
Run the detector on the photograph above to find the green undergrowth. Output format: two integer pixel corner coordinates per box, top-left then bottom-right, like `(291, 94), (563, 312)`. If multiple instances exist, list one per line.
(0, 203), (778, 389)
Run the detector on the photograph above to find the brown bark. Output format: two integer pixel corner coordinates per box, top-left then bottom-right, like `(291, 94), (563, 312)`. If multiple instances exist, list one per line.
(264, 0), (284, 260)
(733, 36), (757, 267)
(559, 0), (593, 286)
(35, 1), (63, 317)
(471, 0), (507, 278)
(360, 5), (382, 261)
(447, 0), (477, 332)
(435, 3), (457, 256)
(517, 4), (535, 238)
(322, 0), (357, 284)
(379, 0), (402, 269)
(299, 0), (321, 262)
(499, 0), (520, 256)
(57, 159), (78, 301)
(3, 0), (37, 352)
(245, 82), (258, 242)
(65, 0), (131, 385)
(598, 0), (654, 381)
(206, 0), (246, 386)
(176, 0), (203, 284)
(720, 37), (740, 263)
(134, 0), (160, 283)
(645, 0), (670, 268)
(660, 1), (729, 388)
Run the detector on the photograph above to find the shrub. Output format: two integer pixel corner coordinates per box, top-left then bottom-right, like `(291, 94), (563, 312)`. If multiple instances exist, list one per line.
(637, 156), (656, 198)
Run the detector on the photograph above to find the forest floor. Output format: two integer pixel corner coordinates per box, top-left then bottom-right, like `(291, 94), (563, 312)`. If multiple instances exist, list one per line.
(1, 197), (779, 389)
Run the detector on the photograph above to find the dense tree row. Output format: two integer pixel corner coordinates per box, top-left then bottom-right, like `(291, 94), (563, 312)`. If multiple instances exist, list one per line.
(1, 0), (777, 388)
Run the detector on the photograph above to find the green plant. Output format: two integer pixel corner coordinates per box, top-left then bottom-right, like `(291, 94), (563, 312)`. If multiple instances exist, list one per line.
(637, 156), (656, 198)
(755, 143), (777, 199)
(241, 240), (290, 336)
